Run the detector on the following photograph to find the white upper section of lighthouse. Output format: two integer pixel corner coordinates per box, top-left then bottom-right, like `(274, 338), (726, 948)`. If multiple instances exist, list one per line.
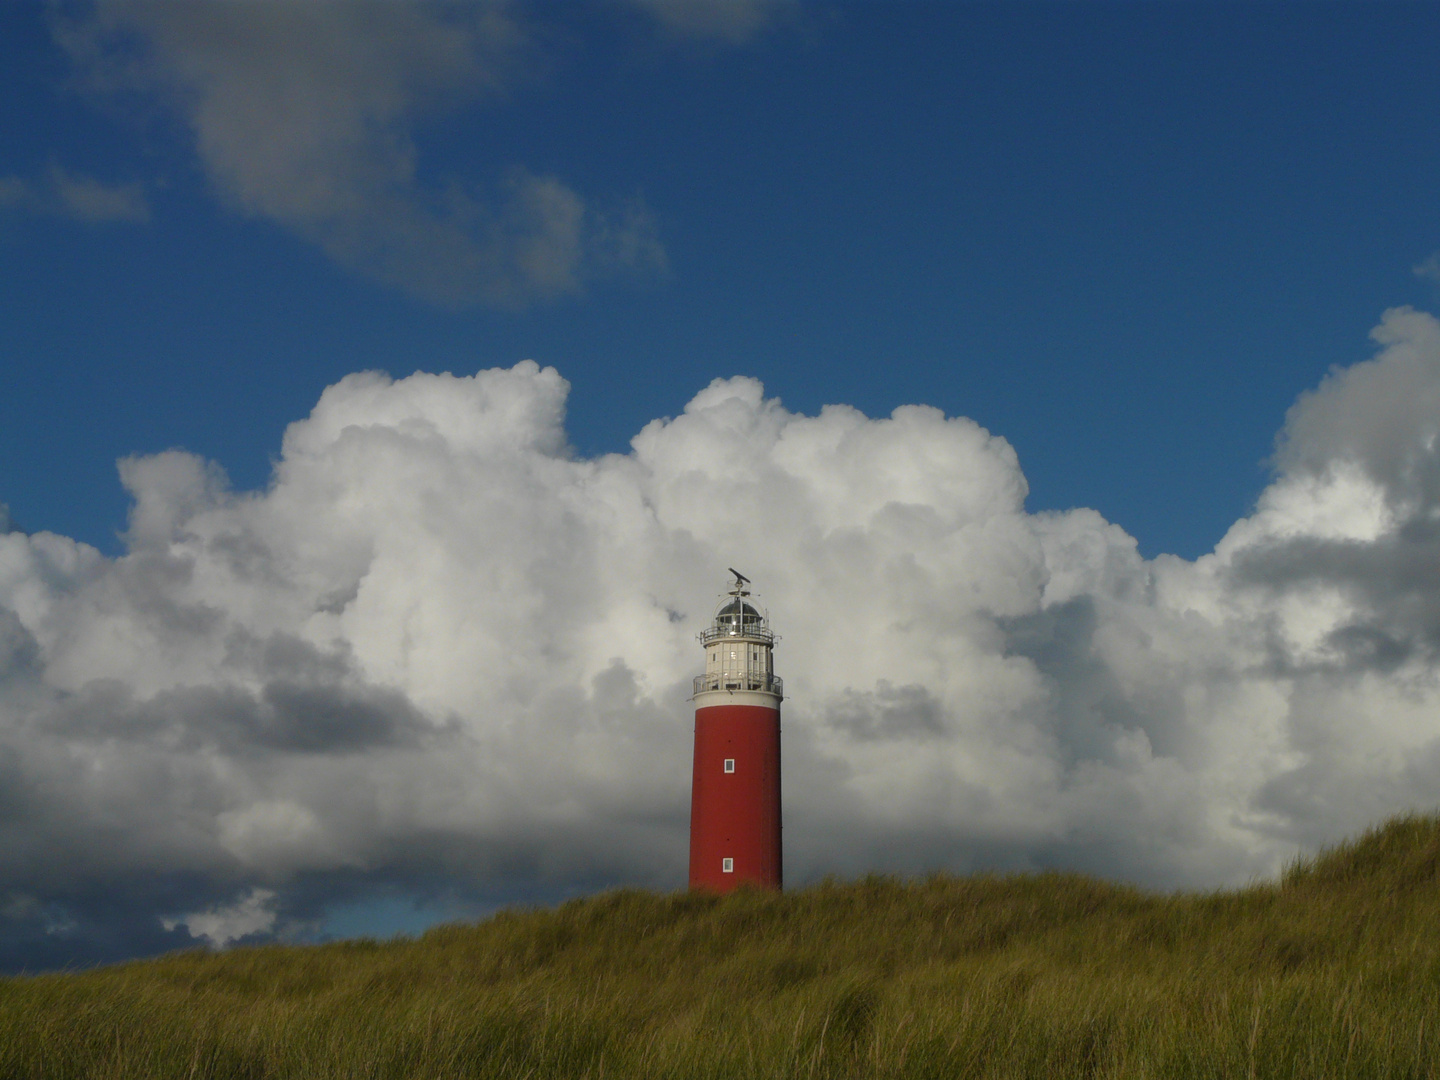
(694, 571), (782, 702)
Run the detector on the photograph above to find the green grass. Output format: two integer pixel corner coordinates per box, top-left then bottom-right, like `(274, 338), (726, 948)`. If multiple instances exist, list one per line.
(5, 814), (1440, 1078)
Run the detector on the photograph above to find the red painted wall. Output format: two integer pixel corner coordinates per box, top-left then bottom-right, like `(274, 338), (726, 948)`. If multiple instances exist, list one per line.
(688, 702), (782, 891)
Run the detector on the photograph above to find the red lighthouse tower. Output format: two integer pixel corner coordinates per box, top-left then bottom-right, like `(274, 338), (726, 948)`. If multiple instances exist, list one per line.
(689, 570), (782, 891)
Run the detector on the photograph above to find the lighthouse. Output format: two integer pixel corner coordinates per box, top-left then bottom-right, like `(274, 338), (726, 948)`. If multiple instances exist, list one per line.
(689, 569), (783, 891)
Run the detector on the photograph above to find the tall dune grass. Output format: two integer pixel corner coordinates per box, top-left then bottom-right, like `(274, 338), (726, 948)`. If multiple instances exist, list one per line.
(4, 813), (1440, 1077)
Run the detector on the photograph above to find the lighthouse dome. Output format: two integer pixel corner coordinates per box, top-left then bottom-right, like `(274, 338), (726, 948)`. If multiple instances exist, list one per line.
(715, 599), (763, 629)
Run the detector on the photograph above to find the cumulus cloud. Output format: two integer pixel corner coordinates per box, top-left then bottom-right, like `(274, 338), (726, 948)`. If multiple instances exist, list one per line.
(56, 1), (664, 307)
(0, 164), (149, 223)
(7, 308), (1440, 967)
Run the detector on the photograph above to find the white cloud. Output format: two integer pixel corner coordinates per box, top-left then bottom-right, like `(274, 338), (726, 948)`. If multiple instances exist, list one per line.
(6, 310), (1440, 964)
(46, 164), (150, 222)
(0, 164), (149, 223)
(57, 1), (663, 307)
(164, 888), (277, 948)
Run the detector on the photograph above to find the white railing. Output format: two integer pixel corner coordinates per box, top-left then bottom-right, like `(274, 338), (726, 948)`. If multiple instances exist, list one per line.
(693, 673), (783, 697)
(699, 624), (775, 646)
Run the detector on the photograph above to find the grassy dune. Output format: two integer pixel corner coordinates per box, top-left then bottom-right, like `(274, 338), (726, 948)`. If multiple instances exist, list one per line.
(5, 815), (1440, 1078)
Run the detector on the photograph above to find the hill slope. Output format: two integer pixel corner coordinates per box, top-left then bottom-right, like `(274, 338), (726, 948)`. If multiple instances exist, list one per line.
(4, 814), (1440, 1078)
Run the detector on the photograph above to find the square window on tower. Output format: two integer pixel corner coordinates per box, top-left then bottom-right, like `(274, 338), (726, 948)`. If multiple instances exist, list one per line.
(722, 858), (734, 873)
(723, 758), (735, 773)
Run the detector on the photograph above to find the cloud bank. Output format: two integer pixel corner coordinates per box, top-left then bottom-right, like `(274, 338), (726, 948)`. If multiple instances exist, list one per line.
(6, 308), (1440, 967)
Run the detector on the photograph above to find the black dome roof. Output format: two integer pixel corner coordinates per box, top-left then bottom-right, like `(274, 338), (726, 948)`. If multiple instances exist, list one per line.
(717, 599), (760, 621)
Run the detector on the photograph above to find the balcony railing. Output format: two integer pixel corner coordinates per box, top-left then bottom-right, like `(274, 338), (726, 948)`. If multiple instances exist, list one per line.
(693, 673), (783, 698)
(699, 624), (775, 646)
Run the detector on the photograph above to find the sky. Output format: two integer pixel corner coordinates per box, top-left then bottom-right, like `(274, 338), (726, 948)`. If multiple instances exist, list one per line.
(2, 0), (1440, 971)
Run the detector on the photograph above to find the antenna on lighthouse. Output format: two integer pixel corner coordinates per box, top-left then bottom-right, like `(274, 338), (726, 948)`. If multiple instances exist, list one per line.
(727, 568), (751, 596)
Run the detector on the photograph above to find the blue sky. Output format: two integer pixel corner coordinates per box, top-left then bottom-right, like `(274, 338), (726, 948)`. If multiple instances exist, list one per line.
(6, 0), (1440, 969)
(5, 1), (1437, 561)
